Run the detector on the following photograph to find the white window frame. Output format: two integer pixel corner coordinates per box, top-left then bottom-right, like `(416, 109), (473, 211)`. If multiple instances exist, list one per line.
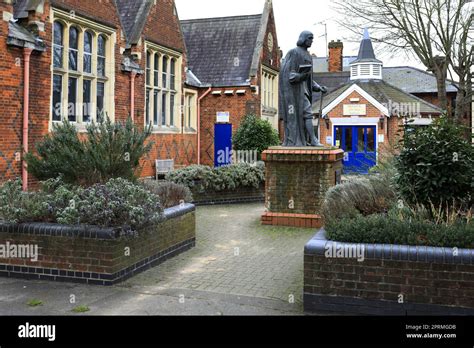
(183, 89), (197, 133)
(145, 42), (182, 133)
(50, 9), (116, 130)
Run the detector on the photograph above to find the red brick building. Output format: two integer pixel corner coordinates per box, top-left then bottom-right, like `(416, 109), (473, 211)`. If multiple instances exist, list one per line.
(180, 0), (281, 167)
(311, 29), (443, 173)
(0, 0), (199, 187)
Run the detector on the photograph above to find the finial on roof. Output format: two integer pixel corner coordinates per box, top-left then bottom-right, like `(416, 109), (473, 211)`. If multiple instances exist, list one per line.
(363, 28), (370, 40)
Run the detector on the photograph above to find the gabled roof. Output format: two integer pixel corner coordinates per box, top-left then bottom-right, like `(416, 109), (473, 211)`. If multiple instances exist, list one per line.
(180, 0), (274, 87)
(312, 71), (351, 102)
(383, 66), (458, 94)
(313, 79), (443, 116)
(181, 14), (262, 87)
(312, 65), (460, 102)
(114, 0), (153, 47)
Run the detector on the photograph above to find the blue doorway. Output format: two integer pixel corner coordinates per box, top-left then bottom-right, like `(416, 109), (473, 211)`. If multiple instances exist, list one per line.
(214, 124), (232, 167)
(334, 126), (377, 174)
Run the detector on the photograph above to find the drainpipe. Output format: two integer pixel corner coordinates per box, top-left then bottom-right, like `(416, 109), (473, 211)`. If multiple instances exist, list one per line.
(197, 87), (212, 165)
(130, 71), (137, 121)
(22, 48), (33, 192)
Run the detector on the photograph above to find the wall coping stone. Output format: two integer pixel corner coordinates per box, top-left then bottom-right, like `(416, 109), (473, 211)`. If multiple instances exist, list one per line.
(305, 229), (474, 265)
(0, 204), (196, 240)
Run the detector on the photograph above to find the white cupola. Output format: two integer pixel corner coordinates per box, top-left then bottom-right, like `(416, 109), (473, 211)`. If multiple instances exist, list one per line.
(350, 29), (383, 81)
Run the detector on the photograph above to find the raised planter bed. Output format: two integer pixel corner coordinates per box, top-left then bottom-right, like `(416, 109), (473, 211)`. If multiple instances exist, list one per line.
(0, 204), (196, 286)
(191, 185), (265, 206)
(304, 230), (474, 315)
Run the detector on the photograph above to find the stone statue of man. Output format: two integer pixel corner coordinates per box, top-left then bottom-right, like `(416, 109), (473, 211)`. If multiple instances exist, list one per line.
(279, 31), (328, 147)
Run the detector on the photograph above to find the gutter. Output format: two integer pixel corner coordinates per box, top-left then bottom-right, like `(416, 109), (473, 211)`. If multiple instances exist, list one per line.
(22, 48), (33, 191)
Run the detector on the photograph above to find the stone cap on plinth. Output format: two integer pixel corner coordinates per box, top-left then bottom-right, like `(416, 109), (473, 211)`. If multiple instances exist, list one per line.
(262, 146), (344, 162)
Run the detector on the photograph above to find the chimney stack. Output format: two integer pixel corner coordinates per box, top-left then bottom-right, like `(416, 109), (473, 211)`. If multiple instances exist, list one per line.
(328, 40), (343, 73)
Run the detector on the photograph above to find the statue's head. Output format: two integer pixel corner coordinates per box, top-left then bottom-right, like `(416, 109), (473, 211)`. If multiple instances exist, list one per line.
(297, 31), (314, 49)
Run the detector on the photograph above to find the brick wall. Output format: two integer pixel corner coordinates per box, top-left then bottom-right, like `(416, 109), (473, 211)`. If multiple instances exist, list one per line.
(0, 0), (197, 185)
(320, 91), (387, 148)
(260, 8), (280, 73)
(0, 1), (52, 185)
(191, 184), (265, 205)
(0, 205), (196, 285)
(199, 87), (260, 166)
(304, 231), (474, 315)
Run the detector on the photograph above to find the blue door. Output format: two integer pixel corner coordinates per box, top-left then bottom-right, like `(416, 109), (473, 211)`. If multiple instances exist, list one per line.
(214, 124), (232, 167)
(334, 126), (377, 174)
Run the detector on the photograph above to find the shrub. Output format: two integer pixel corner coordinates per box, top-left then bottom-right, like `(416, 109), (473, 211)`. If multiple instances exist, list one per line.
(54, 178), (163, 231)
(233, 114), (280, 159)
(322, 175), (397, 221)
(166, 162), (265, 193)
(25, 117), (154, 186)
(395, 117), (474, 209)
(325, 208), (474, 249)
(0, 178), (163, 233)
(0, 180), (49, 223)
(141, 180), (193, 208)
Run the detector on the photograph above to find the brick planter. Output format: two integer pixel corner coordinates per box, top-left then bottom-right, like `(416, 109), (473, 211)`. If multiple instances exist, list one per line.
(304, 230), (474, 315)
(0, 204), (196, 286)
(261, 147), (343, 228)
(191, 185), (265, 206)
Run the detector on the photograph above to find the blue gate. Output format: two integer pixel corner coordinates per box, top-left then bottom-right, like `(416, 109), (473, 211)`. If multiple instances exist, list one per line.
(214, 124), (232, 167)
(334, 126), (377, 174)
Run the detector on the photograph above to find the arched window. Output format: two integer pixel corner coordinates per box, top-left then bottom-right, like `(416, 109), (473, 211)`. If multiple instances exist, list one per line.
(68, 26), (79, 71)
(97, 35), (106, 77)
(170, 58), (176, 90)
(53, 21), (64, 68)
(162, 56), (168, 88)
(146, 51), (151, 85)
(154, 54), (159, 87)
(83, 31), (93, 74)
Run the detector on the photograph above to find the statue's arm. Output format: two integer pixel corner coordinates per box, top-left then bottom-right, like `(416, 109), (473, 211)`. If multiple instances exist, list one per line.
(289, 71), (311, 84)
(312, 80), (328, 94)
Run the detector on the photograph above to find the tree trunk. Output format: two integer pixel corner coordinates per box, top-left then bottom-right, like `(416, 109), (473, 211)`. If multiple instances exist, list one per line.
(432, 56), (449, 115)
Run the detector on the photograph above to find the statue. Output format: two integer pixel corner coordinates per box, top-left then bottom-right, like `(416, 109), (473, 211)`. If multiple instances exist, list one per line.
(279, 31), (328, 147)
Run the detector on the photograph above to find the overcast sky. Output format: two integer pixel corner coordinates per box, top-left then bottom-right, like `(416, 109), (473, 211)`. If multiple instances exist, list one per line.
(175, 0), (426, 69)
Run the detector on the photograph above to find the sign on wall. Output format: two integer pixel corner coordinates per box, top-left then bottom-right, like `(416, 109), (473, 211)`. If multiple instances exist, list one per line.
(343, 104), (367, 116)
(216, 112), (230, 123)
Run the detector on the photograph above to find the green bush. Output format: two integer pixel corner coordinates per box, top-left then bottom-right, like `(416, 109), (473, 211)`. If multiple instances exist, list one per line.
(25, 117), (153, 186)
(395, 117), (474, 208)
(0, 178), (163, 233)
(166, 162), (265, 193)
(141, 180), (193, 208)
(0, 180), (49, 223)
(325, 208), (474, 249)
(322, 175), (397, 221)
(233, 114), (280, 159)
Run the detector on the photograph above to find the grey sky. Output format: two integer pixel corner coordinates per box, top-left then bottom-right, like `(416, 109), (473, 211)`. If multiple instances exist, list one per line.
(175, 0), (426, 69)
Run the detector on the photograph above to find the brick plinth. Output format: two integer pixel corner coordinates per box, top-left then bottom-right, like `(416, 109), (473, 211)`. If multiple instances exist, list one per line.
(261, 212), (322, 228)
(261, 147), (344, 227)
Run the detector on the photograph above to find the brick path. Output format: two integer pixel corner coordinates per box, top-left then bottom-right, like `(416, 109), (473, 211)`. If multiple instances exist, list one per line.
(0, 203), (318, 315)
(120, 203), (315, 307)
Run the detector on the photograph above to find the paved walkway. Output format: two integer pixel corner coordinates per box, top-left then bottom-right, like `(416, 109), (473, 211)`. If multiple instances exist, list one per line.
(0, 204), (317, 315)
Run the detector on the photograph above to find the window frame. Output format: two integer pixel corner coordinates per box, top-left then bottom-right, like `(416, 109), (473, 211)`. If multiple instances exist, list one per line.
(50, 9), (115, 130)
(144, 41), (183, 133)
